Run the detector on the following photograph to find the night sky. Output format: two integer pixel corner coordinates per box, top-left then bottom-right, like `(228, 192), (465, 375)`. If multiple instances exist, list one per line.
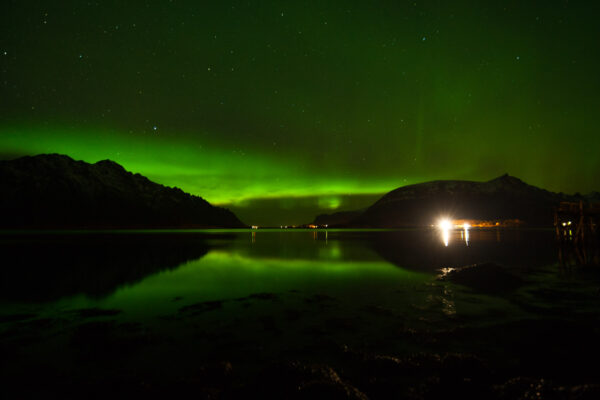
(1, 1), (599, 225)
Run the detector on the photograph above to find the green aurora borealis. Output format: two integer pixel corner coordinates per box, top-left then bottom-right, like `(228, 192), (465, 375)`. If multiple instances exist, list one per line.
(1, 1), (599, 225)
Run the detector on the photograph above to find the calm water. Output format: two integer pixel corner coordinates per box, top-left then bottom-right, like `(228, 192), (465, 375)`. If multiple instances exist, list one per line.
(2, 229), (600, 396)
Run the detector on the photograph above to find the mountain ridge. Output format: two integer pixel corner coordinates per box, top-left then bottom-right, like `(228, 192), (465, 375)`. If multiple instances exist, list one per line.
(0, 154), (246, 229)
(314, 174), (598, 228)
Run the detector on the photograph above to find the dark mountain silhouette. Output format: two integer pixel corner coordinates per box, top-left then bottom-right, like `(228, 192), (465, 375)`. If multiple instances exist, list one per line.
(315, 174), (594, 228)
(0, 154), (246, 229)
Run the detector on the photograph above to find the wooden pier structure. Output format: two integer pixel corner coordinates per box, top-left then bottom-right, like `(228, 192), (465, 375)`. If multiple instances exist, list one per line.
(555, 201), (600, 266)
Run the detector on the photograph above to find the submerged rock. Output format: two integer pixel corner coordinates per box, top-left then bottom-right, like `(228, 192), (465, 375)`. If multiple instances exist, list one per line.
(439, 262), (525, 294)
(248, 292), (279, 301)
(0, 313), (36, 323)
(179, 300), (223, 314)
(304, 294), (336, 304)
(72, 308), (122, 318)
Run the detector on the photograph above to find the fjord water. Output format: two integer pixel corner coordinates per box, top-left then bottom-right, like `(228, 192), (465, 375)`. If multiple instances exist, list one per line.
(2, 229), (600, 395)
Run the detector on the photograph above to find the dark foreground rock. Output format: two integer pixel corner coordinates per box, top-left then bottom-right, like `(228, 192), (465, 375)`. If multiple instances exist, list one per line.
(439, 262), (526, 294)
(248, 361), (368, 400)
(4, 351), (600, 400)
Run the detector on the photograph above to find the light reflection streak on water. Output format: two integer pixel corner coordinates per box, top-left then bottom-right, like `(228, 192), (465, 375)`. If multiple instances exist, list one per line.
(442, 228), (450, 247)
(438, 219), (452, 247)
(440, 222), (469, 247)
(440, 224), (470, 247)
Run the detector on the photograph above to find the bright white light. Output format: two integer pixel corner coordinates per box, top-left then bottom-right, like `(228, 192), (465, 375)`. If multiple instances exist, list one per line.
(562, 222), (567, 227)
(463, 222), (470, 230)
(439, 219), (452, 230)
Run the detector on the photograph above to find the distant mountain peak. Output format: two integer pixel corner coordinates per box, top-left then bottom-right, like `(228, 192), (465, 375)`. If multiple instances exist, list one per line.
(94, 159), (126, 171)
(488, 173), (521, 183)
(25, 153), (75, 163)
(95, 159), (122, 167)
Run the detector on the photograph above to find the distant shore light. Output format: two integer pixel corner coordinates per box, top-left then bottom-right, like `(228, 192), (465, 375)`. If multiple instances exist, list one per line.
(438, 219), (452, 230)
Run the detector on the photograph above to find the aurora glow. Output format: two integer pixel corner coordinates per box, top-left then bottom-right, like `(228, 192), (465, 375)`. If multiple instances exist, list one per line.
(1, 1), (599, 225)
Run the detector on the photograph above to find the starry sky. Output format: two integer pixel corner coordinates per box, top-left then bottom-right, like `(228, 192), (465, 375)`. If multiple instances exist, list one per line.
(1, 1), (599, 226)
